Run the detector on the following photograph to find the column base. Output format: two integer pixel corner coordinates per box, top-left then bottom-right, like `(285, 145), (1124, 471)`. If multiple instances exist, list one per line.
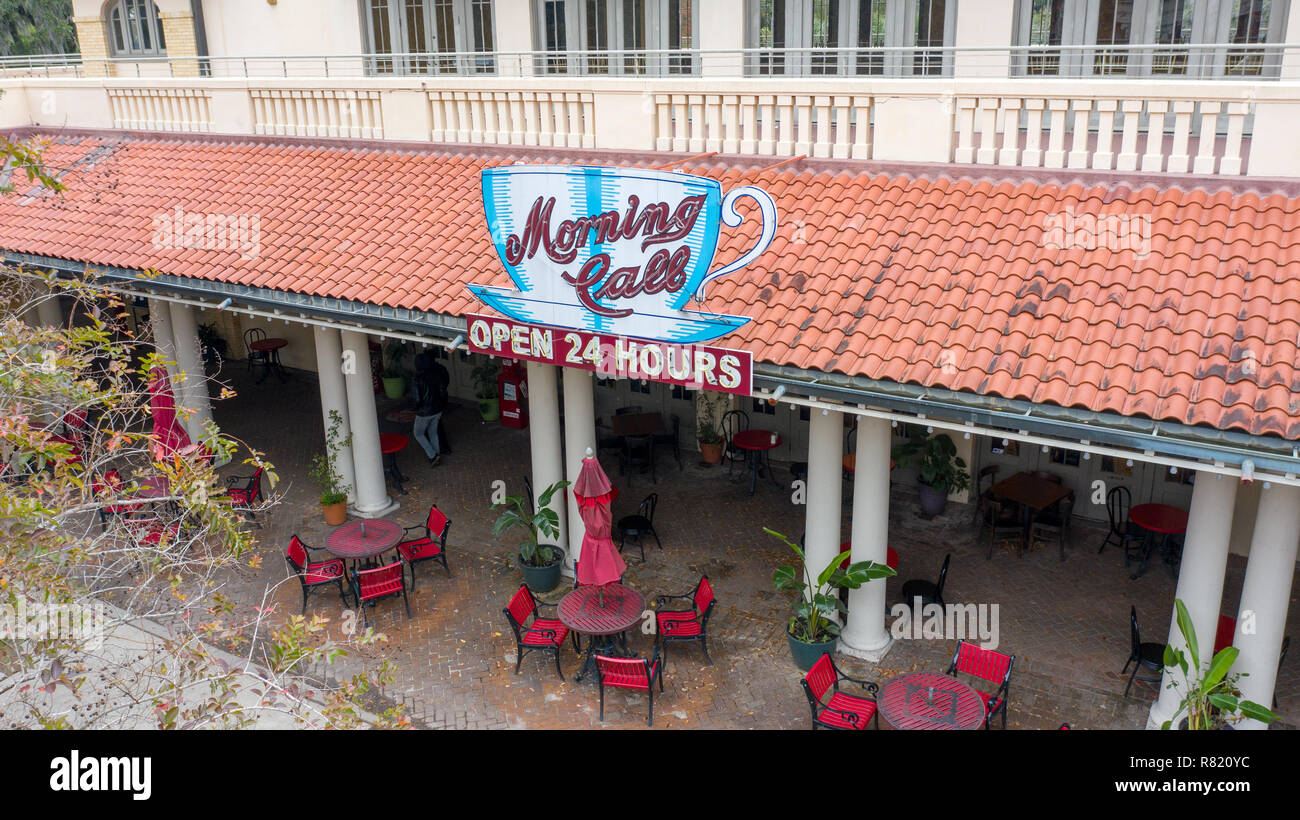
(349, 497), (399, 519)
(838, 633), (895, 663)
(1146, 698), (1179, 730)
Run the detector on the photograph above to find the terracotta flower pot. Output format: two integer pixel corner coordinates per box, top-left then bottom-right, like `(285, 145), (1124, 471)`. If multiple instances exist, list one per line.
(699, 441), (723, 464)
(322, 502), (348, 526)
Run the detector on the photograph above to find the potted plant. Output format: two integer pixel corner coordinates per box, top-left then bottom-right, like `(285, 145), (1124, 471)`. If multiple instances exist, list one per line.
(381, 340), (409, 399)
(309, 409), (352, 526)
(695, 393), (724, 464)
(493, 479), (571, 592)
(1160, 598), (1277, 730)
(472, 358), (501, 421)
(765, 527), (896, 670)
(891, 429), (971, 517)
(196, 321), (227, 375)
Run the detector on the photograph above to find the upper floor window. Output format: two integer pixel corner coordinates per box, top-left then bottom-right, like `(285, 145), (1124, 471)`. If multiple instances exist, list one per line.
(106, 0), (167, 57)
(747, 0), (956, 77)
(1013, 0), (1291, 78)
(533, 0), (698, 75)
(364, 0), (497, 75)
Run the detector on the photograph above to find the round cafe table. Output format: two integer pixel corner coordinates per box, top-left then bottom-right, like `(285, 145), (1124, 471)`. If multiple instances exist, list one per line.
(249, 337), (289, 384)
(838, 541), (898, 571)
(878, 671), (987, 730)
(326, 519), (403, 569)
(731, 429), (782, 495)
(1128, 503), (1189, 580)
(558, 584), (646, 682)
(380, 433), (410, 495)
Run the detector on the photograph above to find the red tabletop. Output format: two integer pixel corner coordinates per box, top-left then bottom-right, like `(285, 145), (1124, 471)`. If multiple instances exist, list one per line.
(839, 541), (898, 570)
(380, 433), (409, 455)
(249, 338), (288, 352)
(326, 519), (402, 560)
(1129, 503), (1189, 535)
(878, 671), (986, 730)
(732, 429), (781, 451)
(557, 584), (645, 636)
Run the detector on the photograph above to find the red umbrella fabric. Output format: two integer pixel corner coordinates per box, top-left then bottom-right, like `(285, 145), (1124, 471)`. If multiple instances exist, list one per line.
(148, 368), (191, 458)
(573, 456), (626, 588)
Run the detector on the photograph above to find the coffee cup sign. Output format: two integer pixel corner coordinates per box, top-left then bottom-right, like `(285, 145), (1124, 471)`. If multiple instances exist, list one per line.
(469, 165), (777, 344)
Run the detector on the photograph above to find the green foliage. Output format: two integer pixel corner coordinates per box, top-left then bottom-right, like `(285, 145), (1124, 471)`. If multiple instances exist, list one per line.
(891, 429), (971, 495)
(492, 479), (570, 566)
(695, 394), (723, 444)
(308, 409), (352, 505)
(1160, 598), (1278, 730)
(766, 527), (896, 643)
(471, 357), (500, 399)
(381, 340), (407, 379)
(0, 0), (75, 57)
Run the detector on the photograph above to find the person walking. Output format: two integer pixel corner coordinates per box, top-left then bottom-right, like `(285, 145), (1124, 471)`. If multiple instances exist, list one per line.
(432, 357), (453, 456)
(411, 352), (449, 466)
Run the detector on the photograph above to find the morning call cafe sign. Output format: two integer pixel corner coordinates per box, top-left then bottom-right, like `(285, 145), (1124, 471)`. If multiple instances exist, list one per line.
(466, 164), (776, 397)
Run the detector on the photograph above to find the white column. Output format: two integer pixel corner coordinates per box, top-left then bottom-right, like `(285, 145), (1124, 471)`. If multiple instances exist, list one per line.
(340, 330), (396, 518)
(954, 0), (1013, 77)
(1148, 471), (1237, 729)
(493, 0), (534, 76)
(35, 288), (63, 327)
(313, 327), (357, 505)
(527, 361), (568, 556)
(1233, 484), (1300, 729)
(561, 367), (595, 574)
(840, 416), (893, 661)
(699, 0), (743, 76)
(167, 302), (214, 444)
(804, 408), (844, 612)
(147, 298), (178, 381)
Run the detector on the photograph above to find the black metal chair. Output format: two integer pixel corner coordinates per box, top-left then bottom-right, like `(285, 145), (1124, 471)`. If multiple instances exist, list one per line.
(654, 413), (682, 470)
(843, 418), (857, 480)
(1123, 605), (1167, 697)
(621, 434), (656, 485)
(523, 475), (535, 514)
(1031, 490), (1075, 561)
(901, 553), (949, 609)
(970, 464), (1000, 526)
(1099, 485), (1144, 562)
(719, 409), (749, 478)
(983, 499), (1025, 559)
(242, 327), (268, 375)
(617, 493), (661, 563)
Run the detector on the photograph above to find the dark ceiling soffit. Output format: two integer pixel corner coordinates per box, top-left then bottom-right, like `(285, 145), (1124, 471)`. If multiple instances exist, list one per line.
(11, 251), (1298, 472)
(753, 366), (1300, 474)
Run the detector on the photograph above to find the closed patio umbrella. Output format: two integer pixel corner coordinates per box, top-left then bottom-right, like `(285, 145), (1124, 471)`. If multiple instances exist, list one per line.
(148, 368), (191, 458)
(573, 455), (625, 601)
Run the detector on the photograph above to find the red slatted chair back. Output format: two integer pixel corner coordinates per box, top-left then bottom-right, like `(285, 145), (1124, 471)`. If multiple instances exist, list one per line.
(1214, 614), (1236, 655)
(355, 561), (404, 601)
(596, 654), (651, 688)
(695, 576), (715, 616)
(247, 466), (264, 503)
(803, 653), (836, 702)
(954, 641), (1012, 687)
(286, 535), (309, 571)
(506, 586), (536, 626)
(427, 506), (450, 539)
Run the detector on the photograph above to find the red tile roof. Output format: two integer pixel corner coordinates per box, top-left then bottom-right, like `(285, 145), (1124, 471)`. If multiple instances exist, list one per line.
(2, 132), (1299, 439)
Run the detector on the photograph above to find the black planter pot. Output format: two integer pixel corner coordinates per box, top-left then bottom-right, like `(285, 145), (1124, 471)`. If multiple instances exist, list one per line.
(787, 627), (837, 671)
(517, 545), (566, 593)
(918, 482), (948, 517)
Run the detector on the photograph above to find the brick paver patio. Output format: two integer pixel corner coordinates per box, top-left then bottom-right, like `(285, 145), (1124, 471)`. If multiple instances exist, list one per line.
(209, 367), (1298, 730)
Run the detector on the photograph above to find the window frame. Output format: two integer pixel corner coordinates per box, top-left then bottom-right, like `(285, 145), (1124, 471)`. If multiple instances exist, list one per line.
(105, 0), (168, 58)
(532, 0), (701, 75)
(361, 0), (499, 75)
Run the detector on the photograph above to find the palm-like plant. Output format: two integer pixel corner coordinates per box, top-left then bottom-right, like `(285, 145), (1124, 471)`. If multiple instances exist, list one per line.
(766, 528), (896, 643)
(1160, 598), (1277, 729)
(492, 480), (571, 567)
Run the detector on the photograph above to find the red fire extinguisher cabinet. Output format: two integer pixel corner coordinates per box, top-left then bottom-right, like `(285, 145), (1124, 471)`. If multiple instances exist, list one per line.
(498, 362), (528, 429)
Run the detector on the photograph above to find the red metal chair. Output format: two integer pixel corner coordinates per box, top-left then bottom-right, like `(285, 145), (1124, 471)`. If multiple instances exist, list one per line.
(503, 585), (575, 680)
(284, 534), (348, 615)
(595, 647), (664, 726)
(224, 465), (265, 527)
(351, 560), (411, 628)
(946, 640), (1015, 729)
(1214, 614), (1236, 655)
(120, 515), (181, 550)
(655, 575), (716, 664)
(396, 505), (451, 590)
(800, 653), (880, 730)
(93, 469), (144, 531)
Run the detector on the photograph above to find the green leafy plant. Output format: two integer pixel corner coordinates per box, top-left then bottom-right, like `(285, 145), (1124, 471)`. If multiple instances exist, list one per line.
(492, 480), (571, 567)
(891, 429), (971, 495)
(381, 340), (408, 379)
(766, 527), (896, 643)
(696, 397), (723, 444)
(472, 358), (500, 399)
(1160, 598), (1277, 730)
(308, 409), (352, 505)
